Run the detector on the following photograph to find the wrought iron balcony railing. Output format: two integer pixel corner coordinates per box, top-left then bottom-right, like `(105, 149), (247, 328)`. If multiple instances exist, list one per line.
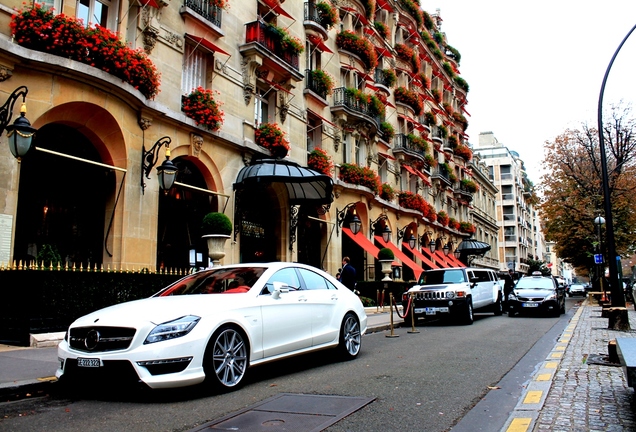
(184, 0), (222, 27)
(245, 21), (299, 71)
(393, 134), (426, 158)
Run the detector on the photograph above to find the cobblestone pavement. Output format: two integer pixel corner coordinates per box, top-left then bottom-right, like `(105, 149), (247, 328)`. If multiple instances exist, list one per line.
(533, 302), (636, 431)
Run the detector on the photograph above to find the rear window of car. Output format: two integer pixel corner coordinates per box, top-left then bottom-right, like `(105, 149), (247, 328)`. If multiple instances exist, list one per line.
(515, 277), (555, 290)
(155, 267), (267, 296)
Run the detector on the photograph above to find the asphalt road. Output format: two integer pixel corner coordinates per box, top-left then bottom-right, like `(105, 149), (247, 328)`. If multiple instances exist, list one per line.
(0, 299), (578, 432)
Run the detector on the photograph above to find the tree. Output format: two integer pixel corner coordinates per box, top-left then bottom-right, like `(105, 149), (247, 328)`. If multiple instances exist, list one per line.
(539, 104), (636, 272)
(526, 258), (551, 276)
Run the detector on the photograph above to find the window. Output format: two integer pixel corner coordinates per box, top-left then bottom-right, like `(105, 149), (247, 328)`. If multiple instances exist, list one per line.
(299, 269), (335, 290)
(77, 0), (115, 30)
(182, 43), (207, 95)
(307, 116), (321, 152)
(267, 268), (301, 291)
(254, 86), (273, 126)
(354, 137), (362, 165)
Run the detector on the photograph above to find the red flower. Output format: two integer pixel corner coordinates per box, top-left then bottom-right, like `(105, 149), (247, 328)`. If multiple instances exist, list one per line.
(183, 87), (224, 131)
(256, 123), (290, 156)
(338, 163), (381, 194)
(308, 148), (334, 175)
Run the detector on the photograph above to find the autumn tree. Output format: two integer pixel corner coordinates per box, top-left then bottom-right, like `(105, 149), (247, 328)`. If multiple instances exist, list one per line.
(539, 104), (636, 273)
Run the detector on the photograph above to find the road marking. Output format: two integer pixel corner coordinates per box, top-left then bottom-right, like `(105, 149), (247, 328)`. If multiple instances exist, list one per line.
(507, 417), (532, 431)
(545, 361), (558, 369)
(555, 346), (566, 351)
(523, 390), (543, 404)
(550, 352), (563, 359)
(536, 373), (551, 381)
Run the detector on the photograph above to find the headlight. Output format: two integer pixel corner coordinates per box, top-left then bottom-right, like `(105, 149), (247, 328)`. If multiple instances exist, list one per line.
(446, 291), (456, 299)
(145, 315), (201, 344)
(544, 293), (557, 301)
(508, 293), (517, 301)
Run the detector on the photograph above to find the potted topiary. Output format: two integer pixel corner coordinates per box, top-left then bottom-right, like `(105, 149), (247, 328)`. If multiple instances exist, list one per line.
(201, 212), (232, 266)
(378, 247), (395, 281)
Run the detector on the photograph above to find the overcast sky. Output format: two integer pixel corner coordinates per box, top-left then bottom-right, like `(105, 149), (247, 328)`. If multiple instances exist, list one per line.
(428, 1), (636, 183)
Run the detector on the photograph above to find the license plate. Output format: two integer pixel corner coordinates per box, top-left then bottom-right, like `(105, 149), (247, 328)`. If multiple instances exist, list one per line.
(77, 357), (101, 368)
(522, 302), (539, 308)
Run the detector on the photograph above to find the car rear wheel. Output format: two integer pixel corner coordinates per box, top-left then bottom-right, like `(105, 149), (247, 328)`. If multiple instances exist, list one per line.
(338, 313), (361, 359)
(203, 326), (249, 390)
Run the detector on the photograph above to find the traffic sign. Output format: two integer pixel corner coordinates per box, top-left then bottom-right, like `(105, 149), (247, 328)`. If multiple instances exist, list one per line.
(594, 254), (604, 264)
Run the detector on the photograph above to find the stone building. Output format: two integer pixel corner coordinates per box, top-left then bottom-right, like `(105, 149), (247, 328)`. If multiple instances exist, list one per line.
(0, 0), (482, 281)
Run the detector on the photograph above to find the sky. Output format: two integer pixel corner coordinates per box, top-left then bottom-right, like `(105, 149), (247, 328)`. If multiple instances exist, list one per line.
(429, 1), (636, 184)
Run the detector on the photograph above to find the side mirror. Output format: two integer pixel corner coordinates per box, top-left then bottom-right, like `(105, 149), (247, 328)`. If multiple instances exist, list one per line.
(469, 277), (479, 288)
(271, 281), (290, 299)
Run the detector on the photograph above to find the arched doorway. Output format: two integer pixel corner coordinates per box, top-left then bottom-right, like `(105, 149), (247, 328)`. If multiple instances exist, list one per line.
(13, 124), (112, 267)
(297, 205), (327, 270)
(157, 157), (214, 270)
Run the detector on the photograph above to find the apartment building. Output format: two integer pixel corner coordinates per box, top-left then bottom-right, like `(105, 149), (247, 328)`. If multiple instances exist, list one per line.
(473, 132), (540, 275)
(0, 0), (484, 280)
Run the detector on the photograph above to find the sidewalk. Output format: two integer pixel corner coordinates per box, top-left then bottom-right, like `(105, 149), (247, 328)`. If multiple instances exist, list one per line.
(2, 302), (636, 432)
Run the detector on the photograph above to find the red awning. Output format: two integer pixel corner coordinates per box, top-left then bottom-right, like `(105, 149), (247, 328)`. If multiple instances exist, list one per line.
(307, 109), (337, 127)
(307, 34), (333, 54)
(375, 46), (393, 58)
(377, 0), (394, 12)
(445, 253), (465, 268)
(139, 0), (159, 8)
(434, 250), (454, 267)
(421, 247), (450, 268)
(355, 11), (370, 26)
(378, 151), (395, 160)
(403, 243), (439, 270)
(185, 34), (230, 56)
(342, 228), (398, 266)
(403, 164), (418, 177)
(375, 235), (423, 280)
(261, 0), (293, 19)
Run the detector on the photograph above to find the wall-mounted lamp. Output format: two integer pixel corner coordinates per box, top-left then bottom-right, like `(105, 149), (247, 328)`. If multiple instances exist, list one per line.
(336, 203), (361, 236)
(443, 243), (450, 256)
(428, 239), (436, 254)
(397, 226), (417, 249)
(371, 214), (391, 243)
(2, 86), (37, 160)
(141, 136), (178, 194)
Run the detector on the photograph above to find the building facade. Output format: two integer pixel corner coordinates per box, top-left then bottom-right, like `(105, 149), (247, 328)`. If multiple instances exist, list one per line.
(0, 0), (486, 281)
(473, 131), (540, 275)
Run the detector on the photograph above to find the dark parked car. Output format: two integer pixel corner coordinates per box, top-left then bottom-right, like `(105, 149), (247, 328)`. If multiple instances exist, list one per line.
(508, 272), (565, 317)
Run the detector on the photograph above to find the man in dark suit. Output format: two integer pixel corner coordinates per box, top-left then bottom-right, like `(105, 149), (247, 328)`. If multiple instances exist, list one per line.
(340, 256), (357, 292)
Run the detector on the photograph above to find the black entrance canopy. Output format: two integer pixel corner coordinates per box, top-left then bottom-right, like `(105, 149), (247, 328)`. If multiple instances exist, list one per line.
(233, 159), (334, 205)
(455, 238), (491, 256)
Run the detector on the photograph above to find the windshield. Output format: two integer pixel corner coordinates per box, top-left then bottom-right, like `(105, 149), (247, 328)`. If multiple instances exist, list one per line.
(419, 269), (466, 285)
(154, 267), (267, 296)
(515, 277), (555, 290)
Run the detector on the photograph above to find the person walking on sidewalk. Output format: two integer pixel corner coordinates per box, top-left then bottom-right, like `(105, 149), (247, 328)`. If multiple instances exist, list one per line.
(340, 256), (357, 292)
(503, 269), (515, 312)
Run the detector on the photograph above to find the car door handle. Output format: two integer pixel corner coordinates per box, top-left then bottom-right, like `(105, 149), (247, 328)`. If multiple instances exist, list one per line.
(298, 296), (307, 302)
(330, 295), (338, 301)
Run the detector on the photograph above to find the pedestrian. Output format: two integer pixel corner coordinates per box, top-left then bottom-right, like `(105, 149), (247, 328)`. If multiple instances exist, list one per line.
(503, 269), (515, 312)
(340, 256), (357, 292)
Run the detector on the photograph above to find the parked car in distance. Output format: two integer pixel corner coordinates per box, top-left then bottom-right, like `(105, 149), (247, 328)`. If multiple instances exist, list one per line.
(401, 267), (503, 326)
(508, 271), (566, 317)
(567, 283), (586, 297)
(56, 262), (367, 391)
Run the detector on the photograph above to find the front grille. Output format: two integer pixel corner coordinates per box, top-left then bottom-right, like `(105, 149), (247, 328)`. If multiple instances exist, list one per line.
(69, 326), (136, 353)
(518, 296), (545, 302)
(413, 291), (446, 300)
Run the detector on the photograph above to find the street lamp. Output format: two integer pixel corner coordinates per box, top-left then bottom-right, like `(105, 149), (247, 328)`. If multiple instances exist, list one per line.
(370, 214), (391, 243)
(596, 23), (636, 310)
(336, 203), (361, 236)
(141, 136), (177, 194)
(594, 215), (606, 294)
(2, 86), (37, 160)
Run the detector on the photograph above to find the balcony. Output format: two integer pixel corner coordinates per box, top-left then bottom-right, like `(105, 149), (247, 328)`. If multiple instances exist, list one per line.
(304, 2), (330, 39)
(431, 166), (452, 187)
(453, 182), (474, 202)
(240, 21), (303, 81)
(393, 134), (427, 159)
(182, 0), (222, 28)
(330, 87), (381, 133)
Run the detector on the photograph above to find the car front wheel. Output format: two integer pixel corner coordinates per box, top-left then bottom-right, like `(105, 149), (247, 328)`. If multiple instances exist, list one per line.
(457, 300), (474, 325)
(338, 313), (361, 359)
(493, 294), (503, 316)
(204, 326), (249, 390)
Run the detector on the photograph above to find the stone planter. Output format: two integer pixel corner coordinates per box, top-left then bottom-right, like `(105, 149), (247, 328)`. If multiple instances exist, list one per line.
(203, 234), (230, 267)
(379, 259), (393, 281)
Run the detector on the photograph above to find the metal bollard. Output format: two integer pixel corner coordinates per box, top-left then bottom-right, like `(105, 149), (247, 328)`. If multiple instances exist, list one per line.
(386, 293), (399, 338)
(376, 289), (380, 313)
(407, 292), (419, 334)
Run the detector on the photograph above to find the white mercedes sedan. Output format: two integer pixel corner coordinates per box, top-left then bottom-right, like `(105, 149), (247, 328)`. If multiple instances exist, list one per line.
(56, 262), (367, 390)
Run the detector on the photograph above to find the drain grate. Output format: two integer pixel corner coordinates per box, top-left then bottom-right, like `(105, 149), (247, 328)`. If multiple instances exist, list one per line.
(189, 393), (375, 432)
(585, 354), (621, 367)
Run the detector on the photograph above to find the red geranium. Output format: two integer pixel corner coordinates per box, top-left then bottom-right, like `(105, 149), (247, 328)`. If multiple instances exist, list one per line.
(183, 87), (224, 131)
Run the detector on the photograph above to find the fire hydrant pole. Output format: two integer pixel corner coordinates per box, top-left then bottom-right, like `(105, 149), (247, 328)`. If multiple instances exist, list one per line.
(386, 293), (399, 338)
(408, 292), (419, 334)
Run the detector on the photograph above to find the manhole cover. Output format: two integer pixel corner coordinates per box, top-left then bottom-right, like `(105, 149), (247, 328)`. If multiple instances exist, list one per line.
(189, 393), (375, 432)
